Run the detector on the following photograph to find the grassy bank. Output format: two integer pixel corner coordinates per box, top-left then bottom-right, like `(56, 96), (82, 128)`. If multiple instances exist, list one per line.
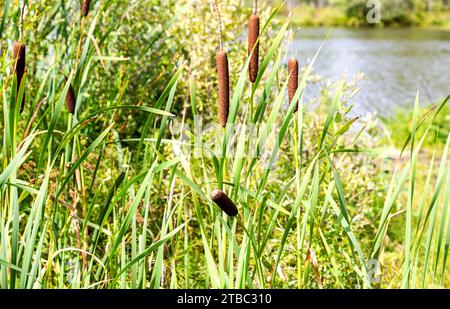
(383, 103), (450, 151)
(285, 4), (450, 28)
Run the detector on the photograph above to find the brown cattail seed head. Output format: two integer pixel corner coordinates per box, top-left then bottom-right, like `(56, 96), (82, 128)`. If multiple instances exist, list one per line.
(248, 14), (260, 83)
(65, 78), (76, 114)
(288, 58), (299, 112)
(211, 189), (238, 217)
(81, 0), (91, 17)
(13, 42), (26, 113)
(216, 50), (229, 128)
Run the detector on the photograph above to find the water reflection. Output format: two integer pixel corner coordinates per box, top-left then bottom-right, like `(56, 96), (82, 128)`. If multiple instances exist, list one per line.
(294, 28), (450, 115)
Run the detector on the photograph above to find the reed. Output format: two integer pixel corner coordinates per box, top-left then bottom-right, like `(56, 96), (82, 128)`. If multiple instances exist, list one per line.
(13, 42), (26, 113)
(211, 189), (238, 217)
(288, 57), (298, 111)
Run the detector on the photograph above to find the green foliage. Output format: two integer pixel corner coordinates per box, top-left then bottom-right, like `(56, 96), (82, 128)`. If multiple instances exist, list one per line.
(383, 103), (450, 150)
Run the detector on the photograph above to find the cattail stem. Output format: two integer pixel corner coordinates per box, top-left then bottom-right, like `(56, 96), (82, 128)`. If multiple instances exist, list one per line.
(288, 58), (299, 112)
(217, 51), (229, 128)
(289, 27), (294, 59)
(211, 189), (238, 217)
(248, 14), (260, 83)
(253, 0), (258, 15)
(13, 42), (26, 113)
(81, 0), (91, 17)
(213, 0), (223, 51)
(19, 0), (25, 41)
(76, 18), (85, 66)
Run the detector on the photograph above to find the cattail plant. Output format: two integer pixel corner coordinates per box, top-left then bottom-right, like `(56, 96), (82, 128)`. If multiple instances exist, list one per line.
(288, 58), (299, 112)
(64, 77), (76, 114)
(13, 1), (26, 113)
(217, 51), (229, 128)
(213, 0), (229, 128)
(248, 0), (259, 83)
(81, 0), (91, 17)
(13, 42), (26, 114)
(211, 189), (238, 217)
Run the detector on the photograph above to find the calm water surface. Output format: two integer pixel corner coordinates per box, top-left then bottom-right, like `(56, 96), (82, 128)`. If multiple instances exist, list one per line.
(293, 28), (450, 115)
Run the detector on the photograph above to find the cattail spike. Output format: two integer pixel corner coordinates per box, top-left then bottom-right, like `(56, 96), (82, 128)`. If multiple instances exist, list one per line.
(248, 14), (260, 83)
(211, 189), (238, 217)
(13, 42), (26, 113)
(65, 78), (76, 114)
(216, 50), (229, 128)
(81, 0), (91, 17)
(288, 58), (299, 112)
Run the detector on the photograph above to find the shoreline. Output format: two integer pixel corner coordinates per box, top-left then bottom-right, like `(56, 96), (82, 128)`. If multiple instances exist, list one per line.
(281, 6), (450, 30)
(294, 25), (450, 30)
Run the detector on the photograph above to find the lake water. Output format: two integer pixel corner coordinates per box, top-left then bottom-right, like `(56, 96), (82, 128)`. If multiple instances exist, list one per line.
(293, 28), (450, 116)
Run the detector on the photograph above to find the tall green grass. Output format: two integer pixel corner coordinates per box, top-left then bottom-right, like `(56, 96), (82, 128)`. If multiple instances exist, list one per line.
(0, 1), (448, 289)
